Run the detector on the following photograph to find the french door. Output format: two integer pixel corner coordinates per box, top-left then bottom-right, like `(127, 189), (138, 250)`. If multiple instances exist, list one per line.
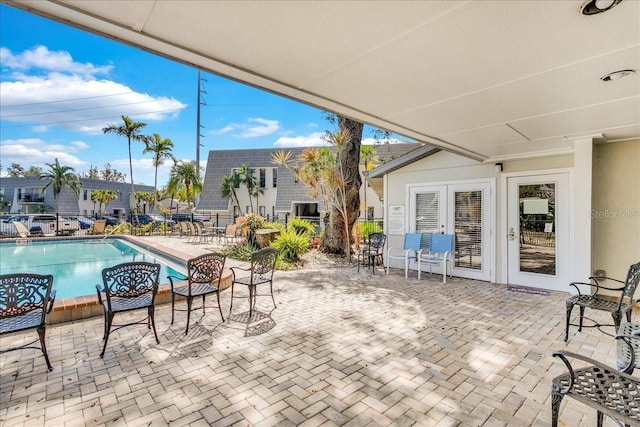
(506, 173), (569, 291)
(409, 181), (493, 281)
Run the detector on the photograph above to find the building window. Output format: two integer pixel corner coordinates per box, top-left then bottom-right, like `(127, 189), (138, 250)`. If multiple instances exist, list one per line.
(259, 168), (266, 188)
(234, 206), (241, 217)
(83, 189), (88, 200)
(367, 206), (374, 220)
(233, 169), (240, 188)
(273, 168), (277, 188)
(259, 206), (265, 216)
(294, 168), (299, 183)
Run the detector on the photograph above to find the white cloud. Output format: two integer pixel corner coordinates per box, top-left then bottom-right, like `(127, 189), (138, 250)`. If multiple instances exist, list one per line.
(0, 46), (187, 134)
(211, 118), (280, 139)
(273, 132), (328, 148)
(0, 137), (87, 169)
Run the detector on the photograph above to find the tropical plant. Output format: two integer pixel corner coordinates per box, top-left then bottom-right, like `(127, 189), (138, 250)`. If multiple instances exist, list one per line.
(91, 189), (118, 214)
(169, 161), (202, 210)
(220, 172), (242, 215)
(39, 158), (82, 212)
(102, 115), (147, 210)
(287, 217), (316, 237)
(236, 164), (257, 213)
(272, 229), (309, 264)
(143, 133), (175, 208)
(135, 191), (155, 213)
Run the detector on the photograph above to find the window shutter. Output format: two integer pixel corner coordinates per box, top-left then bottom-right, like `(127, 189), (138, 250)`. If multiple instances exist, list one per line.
(415, 192), (440, 233)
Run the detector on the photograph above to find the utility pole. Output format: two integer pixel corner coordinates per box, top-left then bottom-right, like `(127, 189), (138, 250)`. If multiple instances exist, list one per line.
(195, 70), (207, 206)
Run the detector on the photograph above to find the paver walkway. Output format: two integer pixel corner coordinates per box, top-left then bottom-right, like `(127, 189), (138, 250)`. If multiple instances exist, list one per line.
(0, 236), (632, 426)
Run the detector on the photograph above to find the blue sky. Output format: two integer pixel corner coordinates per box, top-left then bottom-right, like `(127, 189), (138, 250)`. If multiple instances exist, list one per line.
(0, 5), (409, 187)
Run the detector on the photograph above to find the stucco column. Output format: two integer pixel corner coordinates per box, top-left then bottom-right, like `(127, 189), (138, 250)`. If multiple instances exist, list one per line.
(572, 138), (593, 281)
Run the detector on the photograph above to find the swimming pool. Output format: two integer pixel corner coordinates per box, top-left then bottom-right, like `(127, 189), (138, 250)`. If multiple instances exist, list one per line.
(0, 238), (186, 299)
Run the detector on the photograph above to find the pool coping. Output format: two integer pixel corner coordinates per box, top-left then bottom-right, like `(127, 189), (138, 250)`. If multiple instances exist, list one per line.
(2, 235), (232, 325)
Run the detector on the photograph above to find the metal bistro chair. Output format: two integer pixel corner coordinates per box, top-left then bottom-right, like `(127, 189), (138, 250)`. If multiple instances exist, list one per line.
(96, 262), (161, 358)
(357, 232), (387, 274)
(229, 247), (278, 318)
(564, 261), (640, 342)
(167, 253), (226, 334)
(0, 274), (56, 371)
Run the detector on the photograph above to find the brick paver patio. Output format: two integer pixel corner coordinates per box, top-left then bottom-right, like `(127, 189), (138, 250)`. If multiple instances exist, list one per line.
(0, 236), (631, 426)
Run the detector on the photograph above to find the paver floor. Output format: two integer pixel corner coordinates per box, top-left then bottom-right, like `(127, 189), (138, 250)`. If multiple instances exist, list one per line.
(0, 236), (633, 426)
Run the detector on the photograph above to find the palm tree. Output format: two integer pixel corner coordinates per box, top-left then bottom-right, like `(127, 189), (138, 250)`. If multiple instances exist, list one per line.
(237, 164), (257, 213)
(169, 161), (202, 210)
(360, 145), (379, 220)
(221, 172), (242, 215)
(93, 189), (118, 214)
(143, 133), (175, 210)
(102, 115), (147, 211)
(39, 158), (82, 212)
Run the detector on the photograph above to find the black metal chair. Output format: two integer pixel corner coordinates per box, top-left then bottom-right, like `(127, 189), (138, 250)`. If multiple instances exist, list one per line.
(96, 262), (161, 357)
(229, 247), (278, 318)
(551, 334), (640, 426)
(0, 274), (56, 371)
(357, 232), (386, 274)
(564, 261), (640, 342)
(167, 253), (226, 334)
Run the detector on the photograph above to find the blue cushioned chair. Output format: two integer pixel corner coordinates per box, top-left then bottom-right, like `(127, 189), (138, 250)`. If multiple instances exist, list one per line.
(386, 233), (423, 278)
(419, 233), (454, 283)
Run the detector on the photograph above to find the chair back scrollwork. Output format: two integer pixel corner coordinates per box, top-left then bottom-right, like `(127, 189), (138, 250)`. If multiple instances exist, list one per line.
(0, 274), (54, 321)
(101, 262), (161, 304)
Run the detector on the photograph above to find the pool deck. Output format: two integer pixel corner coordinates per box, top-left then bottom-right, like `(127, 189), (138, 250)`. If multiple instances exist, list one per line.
(0, 234), (633, 426)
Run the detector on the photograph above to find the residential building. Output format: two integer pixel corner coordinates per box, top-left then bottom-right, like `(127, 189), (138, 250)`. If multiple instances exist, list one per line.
(0, 177), (154, 216)
(198, 144), (421, 221)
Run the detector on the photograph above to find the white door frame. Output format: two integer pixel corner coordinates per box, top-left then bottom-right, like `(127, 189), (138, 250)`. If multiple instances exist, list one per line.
(407, 178), (495, 282)
(500, 168), (572, 291)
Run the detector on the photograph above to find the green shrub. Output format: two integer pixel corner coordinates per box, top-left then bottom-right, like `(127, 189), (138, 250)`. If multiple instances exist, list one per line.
(287, 217), (316, 237)
(272, 228), (309, 263)
(222, 243), (255, 261)
(239, 213), (267, 233)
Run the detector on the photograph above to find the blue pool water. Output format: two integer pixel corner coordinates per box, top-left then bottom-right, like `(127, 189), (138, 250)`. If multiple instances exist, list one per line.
(0, 239), (186, 299)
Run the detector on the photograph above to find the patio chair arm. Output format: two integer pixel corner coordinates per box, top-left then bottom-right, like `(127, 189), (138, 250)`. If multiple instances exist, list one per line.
(615, 334), (638, 374)
(46, 290), (56, 314)
(568, 281), (593, 296)
(230, 266), (251, 279)
(167, 273), (188, 290)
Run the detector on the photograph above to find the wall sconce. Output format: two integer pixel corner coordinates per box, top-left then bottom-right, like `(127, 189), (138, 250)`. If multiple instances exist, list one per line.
(495, 163), (503, 173)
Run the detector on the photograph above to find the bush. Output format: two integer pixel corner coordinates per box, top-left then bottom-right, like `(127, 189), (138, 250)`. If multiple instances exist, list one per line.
(222, 243), (255, 261)
(272, 229), (309, 263)
(358, 221), (380, 239)
(287, 217), (316, 237)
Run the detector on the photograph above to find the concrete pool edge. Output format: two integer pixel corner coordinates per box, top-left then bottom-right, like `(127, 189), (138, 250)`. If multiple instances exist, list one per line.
(41, 235), (232, 325)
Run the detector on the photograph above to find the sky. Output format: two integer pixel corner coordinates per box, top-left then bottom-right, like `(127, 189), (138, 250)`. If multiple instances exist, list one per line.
(0, 4), (410, 188)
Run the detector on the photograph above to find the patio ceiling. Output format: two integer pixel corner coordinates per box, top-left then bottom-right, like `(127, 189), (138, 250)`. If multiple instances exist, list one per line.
(8, 0), (640, 162)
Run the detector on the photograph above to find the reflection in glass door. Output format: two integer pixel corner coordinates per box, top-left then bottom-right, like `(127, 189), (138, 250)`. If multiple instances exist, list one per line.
(507, 173), (568, 291)
(519, 183), (556, 275)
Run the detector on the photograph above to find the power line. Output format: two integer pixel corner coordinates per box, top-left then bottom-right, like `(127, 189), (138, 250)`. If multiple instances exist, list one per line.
(0, 107), (185, 129)
(2, 98), (168, 118)
(1, 92), (135, 108)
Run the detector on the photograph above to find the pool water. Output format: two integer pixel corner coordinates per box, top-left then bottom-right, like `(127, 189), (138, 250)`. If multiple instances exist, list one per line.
(0, 239), (185, 299)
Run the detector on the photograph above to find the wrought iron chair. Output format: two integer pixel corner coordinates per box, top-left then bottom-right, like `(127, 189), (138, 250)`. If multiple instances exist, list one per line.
(357, 232), (386, 274)
(551, 334), (640, 426)
(564, 261), (640, 342)
(96, 262), (161, 357)
(167, 253), (226, 334)
(0, 274), (56, 371)
(229, 247), (278, 318)
(386, 233), (423, 278)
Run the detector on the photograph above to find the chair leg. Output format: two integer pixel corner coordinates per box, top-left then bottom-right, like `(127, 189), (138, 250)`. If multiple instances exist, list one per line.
(171, 293), (176, 325)
(216, 291), (225, 322)
(37, 326), (53, 371)
(148, 306), (159, 344)
(101, 312), (114, 358)
(270, 282), (276, 308)
(185, 296), (193, 335)
(249, 285), (255, 317)
(551, 391), (563, 427)
(578, 306), (585, 332)
(596, 411), (604, 427)
(612, 311), (622, 330)
(202, 295), (206, 314)
(229, 283), (235, 316)
(565, 302), (574, 342)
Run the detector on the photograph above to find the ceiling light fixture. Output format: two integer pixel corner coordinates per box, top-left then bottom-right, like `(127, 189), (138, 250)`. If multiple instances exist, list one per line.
(600, 69), (635, 81)
(580, 0), (623, 15)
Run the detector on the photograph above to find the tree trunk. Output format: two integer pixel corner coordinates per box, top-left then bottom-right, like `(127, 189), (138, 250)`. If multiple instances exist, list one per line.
(321, 117), (363, 255)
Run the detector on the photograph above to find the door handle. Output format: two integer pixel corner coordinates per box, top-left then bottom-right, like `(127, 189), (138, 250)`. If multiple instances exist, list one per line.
(508, 227), (516, 241)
